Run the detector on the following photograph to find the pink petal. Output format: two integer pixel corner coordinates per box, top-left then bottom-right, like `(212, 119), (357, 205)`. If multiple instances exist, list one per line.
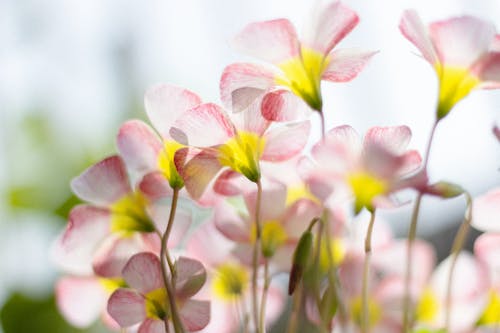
(282, 199), (322, 239)
(262, 120), (310, 162)
(144, 83), (202, 139)
(260, 90), (306, 122)
(122, 252), (163, 294)
(170, 103), (235, 147)
(322, 49), (377, 82)
(55, 277), (106, 328)
(147, 201), (191, 247)
(214, 199), (251, 242)
(116, 120), (162, 177)
(303, 1), (359, 55)
(323, 124), (362, 159)
(71, 155), (131, 206)
(475, 52), (500, 86)
(245, 180), (287, 221)
(474, 233), (500, 288)
(107, 288), (146, 327)
(220, 63), (275, 112)
(363, 126), (412, 155)
(212, 169), (249, 196)
(138, 172), (173, 202)
(399, 10), (438, 65)
(398, 150), (422, 175)
(347, 211), (394, 256)
(472, 188), (500, 232)
(232, 18), (299, 64)
(138, 319), (165, 333)
(429, 16), (496, 67)
(179, 299), (210, 331)
(231, 94), (271, 135)
(175, 257), (207, 299)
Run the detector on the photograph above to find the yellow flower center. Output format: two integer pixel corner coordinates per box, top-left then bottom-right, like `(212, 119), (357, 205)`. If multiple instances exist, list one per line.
(98, 278), (126, 294)
(145, 288), (169, 320)
(319, 237), (345, 272)
(350, 296), (382, 328)
(110, 193), (155, 234)
(478, 290), (500, 325)
(218, 131), (265, 182)
(157, 140), (185, 189)
(286, 184), (320, 206)
(435, 64), (480, 119)
(276, 47), (329, 111)
(212, 263), (249, 301)
(416, 288), (440, 323)
(348, 172), (388, 213)
(250, 220), (288, 258)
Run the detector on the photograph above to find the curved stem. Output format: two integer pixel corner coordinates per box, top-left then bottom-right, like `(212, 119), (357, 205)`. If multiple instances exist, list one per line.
(251, 180), (263, 333)
(160, 188), (185, 333)
(444, 193), (472, 331)
(361, 211), (376, 333)
(287, 282), (304, 333)
(259, 260), (271, 333)
(402, 119), (439, 332)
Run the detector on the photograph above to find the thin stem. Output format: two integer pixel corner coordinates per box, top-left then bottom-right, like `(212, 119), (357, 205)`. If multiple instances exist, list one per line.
(160, 188), (185, 333)
(259, 260), (271, 333)
(444, 193), (472, 331)
(402, 119), (439, 332)
(240, 296), (250, 333)
(287, 282), (304, 333)
(320, 112), (326, 140)
(251, 180), (263, 333)
(361, 211), (376, 333)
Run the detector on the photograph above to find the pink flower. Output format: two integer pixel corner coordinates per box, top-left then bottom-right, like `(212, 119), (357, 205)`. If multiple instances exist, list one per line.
(472, 188), (500, 232)
(301, 125), (422, 213)
(400, 10), (500, 119)
(108, 252), (210, 332)
(221, 1), (376, 115)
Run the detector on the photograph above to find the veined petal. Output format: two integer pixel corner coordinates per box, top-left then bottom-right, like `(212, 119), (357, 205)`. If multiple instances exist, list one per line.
(170, 103), (235, 147)
(282, 199), (322, 239)
(429, 16), (496, 67)
(117, 120), (163, 176)
(175, 257), (207, 299)
(245, 179), (287, 221)
(363, 126), (412, 155)
(472, 188), (500, 232)
(56, 277), (106, 328)
(148, 202), (191, 247)
(475, 52), (500, 87)
(303, 1), (359, 55)
(220, 63), (276, 112)
(71, 156), (131, 206)
(231, 94), (271, 135)
(107, 288), (146, 327)
(261, 90), (306, 122)
(138, 319), (164, 333)
(122, 252), (163, 294)
(138, 172), (173, 202)
(399, 10), (438, 65)
(179, 299), (210, 331)
(214, 199), (251, 242)
(144, 83), (202, 139)
(322, 49), (377, 82)
(262, 120), (310, 162)
(232, 18), (300, 64)
(213, 169), (249, 196)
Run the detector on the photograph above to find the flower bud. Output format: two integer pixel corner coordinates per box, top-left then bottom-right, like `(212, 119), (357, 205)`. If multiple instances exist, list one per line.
(288, 230), (313, 295)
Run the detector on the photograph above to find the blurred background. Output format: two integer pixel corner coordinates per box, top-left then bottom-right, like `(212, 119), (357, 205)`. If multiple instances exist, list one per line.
(1, 0), (500, 332)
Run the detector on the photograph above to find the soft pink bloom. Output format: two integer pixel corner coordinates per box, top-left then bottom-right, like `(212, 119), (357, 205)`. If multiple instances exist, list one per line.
(472, 188), (500, 232)
(108, 252), (210, 332)
(221, 1), (376, 114)
(400, 10), (500, 119)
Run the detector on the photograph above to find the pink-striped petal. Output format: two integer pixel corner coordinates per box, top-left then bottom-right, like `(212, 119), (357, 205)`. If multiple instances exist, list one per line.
(232, 18), (299, 64)
(262, 120), (310, 162)
(214, 199), (251, 242)
(71, 155), (131, 206)
(117, 120), (162, 176)
(260, 90), (306, 122)
(475, 52), (500, 86)
(138, 319), (165, 333)
(399, 10), (439, 65)
(429, 16), (496, 67)
(179, 299), (210, 331)
(56, 277), (106, 328)
(231, 94), (271, 135)
(472, 188), (500, 232)
(245, 180), (287, 221)
(220, 63), (275, 111)
(213, 169), (249, 196)
(138, 172), (173, 202)
(323, 125), (362, 159)
(303, 1), (359, 55)
(364, 126), (412, 155)
(282, 199), (322, 239)
(322, 49), (377, 82)
(122, 252), (163, 294)
(170, 103), (235, 147)
(144, 83), (202, 139)
(175, 257), (207, 299)
(107, 288), (146, 327)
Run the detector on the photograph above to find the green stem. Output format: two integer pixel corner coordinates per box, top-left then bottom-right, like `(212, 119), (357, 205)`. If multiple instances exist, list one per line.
(361, 210), (376, 333)
(287, 282), (304, 333)
(251, 180), (263, 333)
(259, 260), (271, 333)
(159, 188), (185, 333)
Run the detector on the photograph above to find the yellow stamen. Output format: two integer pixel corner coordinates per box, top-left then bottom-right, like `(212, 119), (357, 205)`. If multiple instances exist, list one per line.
(98, 278), (126, 294)
(350, 296), (382, 328)
(145, 288), (169, 320)
(157, 140), (185, 189)
(286, 184), (319, 206)
(416, 288), (440, 323)
(249, 220), (288, 258)
(110, 193), (155, 233)
(319, 237), (345, 272)
(348, 172), (388, 213)
(212, 263), (249, 300)
(477, 290), (500, 325)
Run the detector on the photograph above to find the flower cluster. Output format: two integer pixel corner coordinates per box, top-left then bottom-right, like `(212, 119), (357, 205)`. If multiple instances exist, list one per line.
(53, 2), (500, 333)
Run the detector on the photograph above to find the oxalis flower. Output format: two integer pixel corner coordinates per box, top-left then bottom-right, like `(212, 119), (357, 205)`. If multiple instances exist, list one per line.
(221, 1), (376, 116)
(400, 10), (500, 119)
(108, 252), (210, 332)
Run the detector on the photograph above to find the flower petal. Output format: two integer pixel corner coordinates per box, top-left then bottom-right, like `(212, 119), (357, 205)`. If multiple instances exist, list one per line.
(282, 199), (322, 239)
(303, 1), (359, 55)
(214, 199), (251, 242)
(232, 18), (300, 64)
(170, 103), (235, 147)
(399, 9), (438, 65)
(262, 120), (310, 162)
(117, 120), (162, 177)
(475, 52), (500, 87)
(107, 288), (146, 327)
(179, 299), (210, 331)
(474, 233), (500, 287)
(144, 83), (202, 139)
(231, 94), (271, 135)
(220, 63), (275, 111)
(323, 49), (377, 82)
(138, 172), (173, 202)
(213, 169), (249, 196)
(429, 16), (496, 67)
(71, 155), (131, 206)
(138, 318), (165, 333)
(363, 125), (412, 155)
(245, 180), (287, 221)
(472, 188), (500, 232)
(55, 277), (106, 328)
(175, 257), (207, 299)
(260, 90), (307, 122)
(122, 252), (163, 294)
